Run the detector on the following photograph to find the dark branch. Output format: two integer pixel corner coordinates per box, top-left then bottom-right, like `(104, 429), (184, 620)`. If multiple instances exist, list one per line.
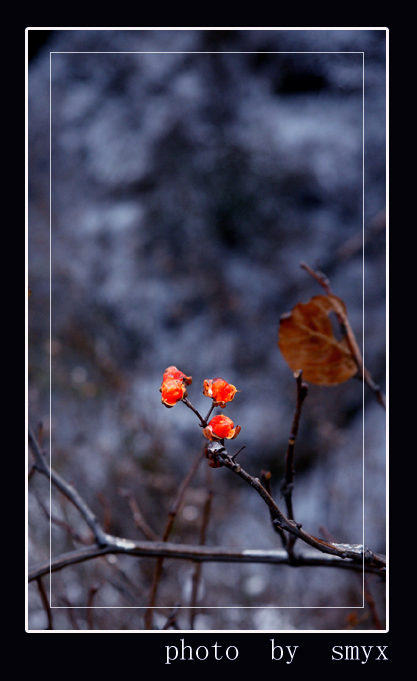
(281, 370), (308, 522)
(118, 488), (159, 542)
(28, 427), (108, 547)
(36, 577), (53, 630)
(261, 470), (287, 548)
(181, 397), (207, 426)
(28, 539), (384, 583)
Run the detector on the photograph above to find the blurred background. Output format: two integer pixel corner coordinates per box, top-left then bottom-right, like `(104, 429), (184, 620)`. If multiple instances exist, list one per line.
(27, 29), (386, 631)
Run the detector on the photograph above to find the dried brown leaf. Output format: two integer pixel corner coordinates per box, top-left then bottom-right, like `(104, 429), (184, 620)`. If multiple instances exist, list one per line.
(278, 294), (358, 385)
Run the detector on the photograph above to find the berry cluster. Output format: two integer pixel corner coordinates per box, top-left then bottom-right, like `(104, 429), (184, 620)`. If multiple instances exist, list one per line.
(160, 366), (241, 465)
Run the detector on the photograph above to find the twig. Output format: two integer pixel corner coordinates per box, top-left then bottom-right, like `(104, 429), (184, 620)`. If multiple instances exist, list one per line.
(36, 577), (53, 630)
(190, 469), (213, 629)
(28, 540), (384, 583)
(58, 597), (80, 629)
(318, 525), (336, 542)
(204, 403), (215, 425)
(181, 398), (206, 427)
(336, 209), (386, 262)
(281, 370), (308, 521)
(364, 577), (383, 630)
(28, 427), (108, 546)
(118, 488), (159, 541)
(37, 421), (44, 447)
(300, 262), (333, 295)
(281, 370), (308, 553)
(232, 445), (245, 461)
(86, 581), (104, 630)
(261, 470), (287, 548)
(144, 447), (205, 629)
(300, 262), (386, 410)
(96, 493), (112, 534)
(34, 490), (90, 545)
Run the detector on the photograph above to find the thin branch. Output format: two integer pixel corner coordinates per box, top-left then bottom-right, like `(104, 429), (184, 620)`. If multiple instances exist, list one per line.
(300, 262), (386, 410)
(261, 470), (287, 548)
(36, 577), (53, 630)
(58, 597), (80, 629)
(190, 469), (213, 629)
(96, 493), (112, 534)
(144, 447), (205, 630)
(28, 426), (108, 546)
(204, 402), (215, 425)
(364, 577), (383, 630)
(181, 397), (206, 427)
(232, 445), (245, 461)
(34, 490), (90, 545)
(318, 525), (336, 542)
(86, 582), (104, 630)
(102, 553), (143, 601)
(281, 370), (308, 554)
(300, 262), (333, 295)
(118, 488), (159, 541)
(336, 209), (386, 262)
(28, 539), (384, 583)
(37, 421), (45, 448)
(281, 370), (308, 522)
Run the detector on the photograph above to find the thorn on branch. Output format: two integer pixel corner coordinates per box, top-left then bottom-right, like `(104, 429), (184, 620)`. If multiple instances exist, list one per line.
(232, 445), (245, 461)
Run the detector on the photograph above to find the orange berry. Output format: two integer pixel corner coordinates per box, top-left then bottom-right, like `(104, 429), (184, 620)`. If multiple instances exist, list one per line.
(202, 414), (241, 441)
(203, 377), (238, 407)
(160, 379), (187, 408)
(163, 366), (192, 386)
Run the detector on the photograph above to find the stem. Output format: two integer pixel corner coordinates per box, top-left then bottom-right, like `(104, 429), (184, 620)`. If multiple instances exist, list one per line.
(282, 370), (308, 521)
(300, 262), (386, 410)
(34, 489), (90, 545)
(190, 469), (213, 629)
(59, 597), (80, 629)
(204, 402), (215, 425)
(143, 447), (205, 630)
(300, 262), (332, 295)
(281, 370), (308, 553)
(86, 582), (104, 630)
(364, 577), (383, 630)
(36, 577), (53, 630)
(181, 397), (206, 426)
(261, 470), (287, 548)
(118, 488), (159, 542)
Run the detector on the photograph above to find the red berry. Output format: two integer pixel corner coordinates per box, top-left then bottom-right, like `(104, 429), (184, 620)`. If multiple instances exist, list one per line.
(203, 414), (241, 441)
(203, 378), (238, 407)
(160, 379), (187, 408)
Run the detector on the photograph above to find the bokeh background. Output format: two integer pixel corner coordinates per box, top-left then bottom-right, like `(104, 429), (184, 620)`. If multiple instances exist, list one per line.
(27, 29), (386, 631)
